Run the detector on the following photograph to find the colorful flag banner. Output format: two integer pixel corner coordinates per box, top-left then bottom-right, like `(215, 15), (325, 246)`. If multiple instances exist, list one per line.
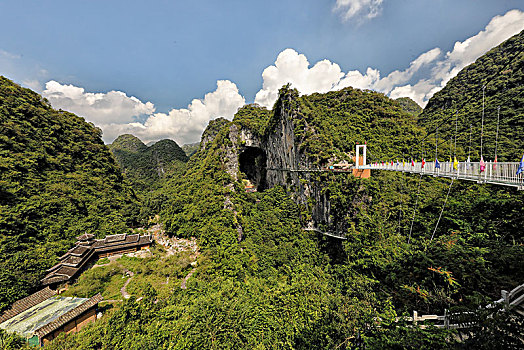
(435, 158), (441, 169)
(453, 156), (458, 170)
(480, 156), (485, 172)
(422, 158), (426, 168)
(494, 156), (498, 170)
(517, 154), (524, 175)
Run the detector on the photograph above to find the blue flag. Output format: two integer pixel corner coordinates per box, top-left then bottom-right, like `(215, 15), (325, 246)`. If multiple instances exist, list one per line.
(435, 158), (440, 169)
(517, 154), (524, 175)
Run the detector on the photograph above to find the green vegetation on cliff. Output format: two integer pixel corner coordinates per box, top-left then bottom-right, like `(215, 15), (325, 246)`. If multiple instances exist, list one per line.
(396, 97), (423, 117)
(3, 30), (524, 350)
(419, 29), (524, 161)
(45, 82), (523, 349)
(0, 77), (139, 311)
(109, 134), (188, 191)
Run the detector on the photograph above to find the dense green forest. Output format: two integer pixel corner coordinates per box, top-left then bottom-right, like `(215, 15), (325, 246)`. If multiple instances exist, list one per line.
(1, 31), (523, 349)
(419, 29), (524, 161)
(109, 134), (188, 192)
(0, 77), (139, 311)
(396, 97), (422, 117)
(42, 84), (522, 349)
(181, 142), (200, 157)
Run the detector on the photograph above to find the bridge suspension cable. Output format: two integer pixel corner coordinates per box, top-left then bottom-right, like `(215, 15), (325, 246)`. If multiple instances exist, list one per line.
(430, 178), (454, 243)
(381, 49), (522, 164)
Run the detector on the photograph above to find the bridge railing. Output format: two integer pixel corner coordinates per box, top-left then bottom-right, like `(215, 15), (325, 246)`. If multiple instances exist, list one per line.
(360, 161), (523, 189)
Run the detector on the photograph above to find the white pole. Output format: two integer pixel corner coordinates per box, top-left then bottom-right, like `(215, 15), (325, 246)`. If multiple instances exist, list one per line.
(363, 144), (367, 167)
(355, 144), (359, 169)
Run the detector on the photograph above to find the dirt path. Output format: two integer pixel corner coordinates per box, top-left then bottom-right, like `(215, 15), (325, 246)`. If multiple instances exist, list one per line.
(100, 299), (122, 303)
(120, 270), (135, 299)
(180, 268), (196, 289)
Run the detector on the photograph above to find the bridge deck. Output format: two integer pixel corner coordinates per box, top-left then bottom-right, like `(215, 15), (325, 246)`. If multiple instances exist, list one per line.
(360, 161), (523, 190)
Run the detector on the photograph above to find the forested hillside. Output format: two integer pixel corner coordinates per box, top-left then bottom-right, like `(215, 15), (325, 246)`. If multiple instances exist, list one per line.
(2, 30), (523, 349)
(396, 97), (422, 117)
(0, 77), (139, 311)
(181, 142), (200, 157)
(419, 29), (524, 161)
(46, 87), (522, 348)
(109, 134), (188, 191)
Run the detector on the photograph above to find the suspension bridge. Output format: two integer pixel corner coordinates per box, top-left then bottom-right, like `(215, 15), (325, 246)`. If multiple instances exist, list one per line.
(355, 145), (524, 190)
(266, 147), (524, 190)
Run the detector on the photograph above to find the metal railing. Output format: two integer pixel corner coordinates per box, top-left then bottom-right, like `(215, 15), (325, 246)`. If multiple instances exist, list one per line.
(360, 161), (523, 189)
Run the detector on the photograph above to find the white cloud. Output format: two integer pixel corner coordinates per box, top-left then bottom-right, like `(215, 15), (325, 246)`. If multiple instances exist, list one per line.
(96, 80), (245, 145)
(254, 46), (440, 107)
(337, 67), (381, 91)
(43, 81), (156, 125)
(334, 0), (384, 22)
(0, 49), (21, 60)
(20, 9), (524, 145)
(254, 49), (344, 107)
(336, 47), (441, 94)
(257, 9), (524, 107)
(432, 9), (524, 88)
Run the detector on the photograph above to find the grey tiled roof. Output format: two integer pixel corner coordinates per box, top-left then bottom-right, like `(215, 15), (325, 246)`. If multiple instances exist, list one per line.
(76, 233), (94, 241)
(0, 287), (56, 324)
(34, 294), (103, 338)
(42, 234), (152, 285)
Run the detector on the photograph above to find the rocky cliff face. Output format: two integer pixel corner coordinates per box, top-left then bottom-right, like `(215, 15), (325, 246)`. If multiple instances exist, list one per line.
(206, 95), (335, 232)
(201, 86), (415, 235)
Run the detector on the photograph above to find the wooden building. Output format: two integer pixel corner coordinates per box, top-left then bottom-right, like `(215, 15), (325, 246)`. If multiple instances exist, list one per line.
(42, 233), (152, 286)
(0, 288), (102, 347)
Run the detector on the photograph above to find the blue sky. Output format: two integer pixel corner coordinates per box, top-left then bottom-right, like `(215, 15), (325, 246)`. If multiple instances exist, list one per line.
(1, 1), (523, 144)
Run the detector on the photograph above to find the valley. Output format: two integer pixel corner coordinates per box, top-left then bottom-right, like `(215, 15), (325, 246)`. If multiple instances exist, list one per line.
(0, 27), (523, 350)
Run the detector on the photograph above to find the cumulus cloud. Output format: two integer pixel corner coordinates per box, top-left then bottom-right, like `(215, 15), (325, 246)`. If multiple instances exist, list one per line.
(43, 81), (156, 124)
(46, 80), (245, 145)
(334, 0), (384, 22)
(256, 9), (524, 107)
(34, 9), (524, 145)
(339, 9), (524, 105)
(432, 9), (524, 88)
(103, 80), (245, 145)
(336, 47), (441, 94)
(254, 46), (440, 107)
(255, 49), (344, 107)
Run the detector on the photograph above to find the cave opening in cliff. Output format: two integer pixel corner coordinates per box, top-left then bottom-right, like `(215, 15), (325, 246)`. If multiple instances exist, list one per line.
(239, 146), (267, 192)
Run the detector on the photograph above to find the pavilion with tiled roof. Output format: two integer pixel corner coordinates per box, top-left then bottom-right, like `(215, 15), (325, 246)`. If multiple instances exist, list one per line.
(41, 233), (152, 286)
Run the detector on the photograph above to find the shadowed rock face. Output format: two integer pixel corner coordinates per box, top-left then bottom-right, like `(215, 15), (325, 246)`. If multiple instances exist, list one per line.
(239, 146), (267, 192)
(208, 98), (336, 232)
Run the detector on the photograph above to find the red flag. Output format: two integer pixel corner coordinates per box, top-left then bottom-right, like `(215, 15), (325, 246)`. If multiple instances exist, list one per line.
(494, 156), (498, 170)
(411, 159), (415, 166)
(422, 158), (426, 168)
(391, 160), (394, 166)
